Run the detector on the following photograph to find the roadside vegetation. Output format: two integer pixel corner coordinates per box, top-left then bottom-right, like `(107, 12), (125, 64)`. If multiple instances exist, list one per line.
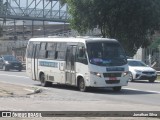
(60, 0), (160, 57)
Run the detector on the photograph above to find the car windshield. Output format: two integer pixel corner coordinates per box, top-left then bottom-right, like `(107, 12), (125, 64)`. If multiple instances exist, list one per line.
(128, 60), (147, 67)
(86, 41), (127, 66)
(3, 55), (18, 61)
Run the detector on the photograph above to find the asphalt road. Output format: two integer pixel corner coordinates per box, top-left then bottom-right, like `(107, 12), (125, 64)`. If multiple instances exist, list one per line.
(0, 70), (160, 112)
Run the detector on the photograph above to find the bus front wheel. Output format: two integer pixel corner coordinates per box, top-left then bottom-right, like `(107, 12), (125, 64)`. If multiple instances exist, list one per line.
(40, 73), (52, 87)
(78, 78), (87, 92)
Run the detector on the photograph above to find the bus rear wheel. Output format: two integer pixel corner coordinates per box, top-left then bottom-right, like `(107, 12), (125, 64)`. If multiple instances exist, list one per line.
(40, 73), (52, 87)
(78, 78), (87, 92)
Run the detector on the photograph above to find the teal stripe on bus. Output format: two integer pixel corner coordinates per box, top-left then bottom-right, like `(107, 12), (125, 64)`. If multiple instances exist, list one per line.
(39, 61), (58, 68)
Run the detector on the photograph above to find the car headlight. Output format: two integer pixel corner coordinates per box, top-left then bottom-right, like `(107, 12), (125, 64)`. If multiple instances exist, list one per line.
(90, 71), (102, 77)
(134, 70), (142, 73)
(5, 61), (10, 64)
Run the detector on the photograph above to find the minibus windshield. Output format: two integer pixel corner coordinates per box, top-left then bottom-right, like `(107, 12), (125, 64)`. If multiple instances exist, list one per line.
(86, 41), (127, 66)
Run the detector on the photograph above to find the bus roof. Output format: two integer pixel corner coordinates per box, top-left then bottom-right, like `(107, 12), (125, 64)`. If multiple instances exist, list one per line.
(29, 36), (118, 43)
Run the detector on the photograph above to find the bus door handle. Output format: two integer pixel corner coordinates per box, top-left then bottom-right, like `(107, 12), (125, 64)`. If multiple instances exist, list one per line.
(71, 71), (76, 73)
(65, 70), (70, 72)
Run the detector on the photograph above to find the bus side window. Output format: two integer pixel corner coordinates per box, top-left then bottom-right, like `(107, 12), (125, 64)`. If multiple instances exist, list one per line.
(39, 42), (47, 59)
(27, 42), (34, 58)
(77, 45), (88, 65)
(46, 42), (56, 59)
(56, 42), (67, 60)
(35, 44), (40, 59)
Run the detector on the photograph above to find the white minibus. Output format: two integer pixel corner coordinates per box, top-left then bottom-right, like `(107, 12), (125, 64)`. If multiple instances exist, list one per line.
(26, 37), (129, 92)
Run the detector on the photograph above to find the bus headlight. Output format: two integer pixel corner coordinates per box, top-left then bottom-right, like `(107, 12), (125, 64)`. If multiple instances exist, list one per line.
(90, 71), (102, 77)
(123, 71), (129, 76)
(5, 61), (10, 64)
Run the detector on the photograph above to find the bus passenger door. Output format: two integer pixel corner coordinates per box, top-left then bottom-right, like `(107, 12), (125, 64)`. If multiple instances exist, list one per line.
(32, 44), (40, 80)
(65, 45), (77, 85)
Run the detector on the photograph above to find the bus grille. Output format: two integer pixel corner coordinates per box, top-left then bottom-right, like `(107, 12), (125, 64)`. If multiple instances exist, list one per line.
(103, 73), (122, 77)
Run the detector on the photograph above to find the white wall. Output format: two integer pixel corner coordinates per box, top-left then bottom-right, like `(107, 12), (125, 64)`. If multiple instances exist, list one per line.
(133, 47), (145, 61)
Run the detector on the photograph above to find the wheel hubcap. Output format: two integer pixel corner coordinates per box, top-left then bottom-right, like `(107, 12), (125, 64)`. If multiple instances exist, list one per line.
(80, 81), (84, 89)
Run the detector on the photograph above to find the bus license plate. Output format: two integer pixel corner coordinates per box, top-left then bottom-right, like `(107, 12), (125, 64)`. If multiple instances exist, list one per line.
(109, 77), (117, 80)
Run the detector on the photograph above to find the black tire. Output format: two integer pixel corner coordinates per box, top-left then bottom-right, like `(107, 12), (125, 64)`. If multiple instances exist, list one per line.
(3, 65), (9, 71)
(113, 86), (122, 92)
(78, 78), (87, 92)
(18, 68), (22, 72)
(148, 79), (155, 83)
(40, 73), (52, 87)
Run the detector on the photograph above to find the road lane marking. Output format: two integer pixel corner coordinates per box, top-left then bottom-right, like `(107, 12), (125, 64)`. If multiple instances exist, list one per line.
(123, 88), (160, 94)
(24, 88), (35, 92)
(0, 73), (29, 78)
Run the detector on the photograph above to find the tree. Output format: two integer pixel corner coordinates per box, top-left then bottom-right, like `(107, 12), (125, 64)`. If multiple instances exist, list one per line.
(65, 0), (160, 56)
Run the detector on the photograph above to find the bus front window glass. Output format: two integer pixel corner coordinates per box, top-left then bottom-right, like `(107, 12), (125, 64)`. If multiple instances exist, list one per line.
(87, 42), (127, 66)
